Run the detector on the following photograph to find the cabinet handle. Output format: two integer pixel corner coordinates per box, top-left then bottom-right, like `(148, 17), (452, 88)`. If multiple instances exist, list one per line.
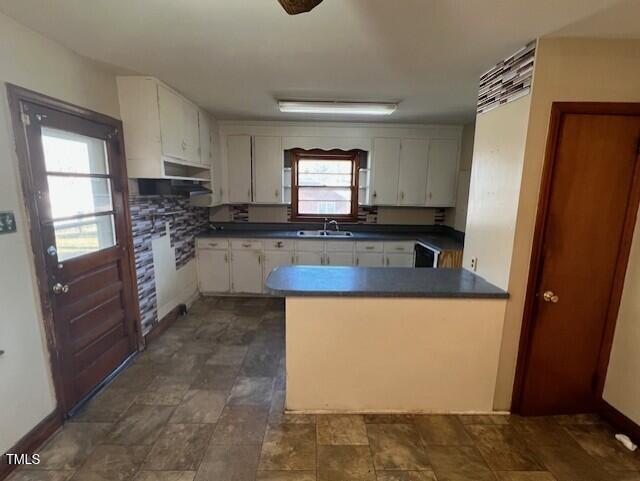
(320, 256), (324, 265)
(365, 246), (375, 250)
(326, 256), (330, 265)
(428, 192), (432, 200)
(396, 247), (404, 251)
(275, 189), (279, 199)
(258, 254), (261, 265)
(386, 257), (390, 266)
(242, 243), (252, 248)
(355, 257), (359, 266)
(373, 191), (377, 198)
(224, 253), (228, 263)
(182, 140), (187, 151)
(400, 191), (405, 200)
(276, 241), (283, 248)
(291, 255), (295, 264)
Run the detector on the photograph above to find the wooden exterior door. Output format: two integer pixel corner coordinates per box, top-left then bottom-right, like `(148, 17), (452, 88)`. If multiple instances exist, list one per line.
(8, 86), (140, 415)
(514, 103), (640, 415)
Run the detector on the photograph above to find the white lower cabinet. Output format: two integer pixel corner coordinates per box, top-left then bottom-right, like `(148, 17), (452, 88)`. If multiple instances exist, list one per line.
(230, 250), (263, 294)
(385, 253), (415, 267)
(197, 249), (230, 292)
(295, 251), (324, 266)
(326, 252), (354, 266)
(356, 252), (385, 267)
(263, 250), (295, 284)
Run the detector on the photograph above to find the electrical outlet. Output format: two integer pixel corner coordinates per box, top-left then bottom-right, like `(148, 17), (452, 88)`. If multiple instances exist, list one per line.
(470, 256), (478, 272)
(0, 211), (17, 234)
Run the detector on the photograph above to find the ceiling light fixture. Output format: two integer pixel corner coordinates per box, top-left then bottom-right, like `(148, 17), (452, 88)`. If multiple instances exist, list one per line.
(278, 100), (397, 116)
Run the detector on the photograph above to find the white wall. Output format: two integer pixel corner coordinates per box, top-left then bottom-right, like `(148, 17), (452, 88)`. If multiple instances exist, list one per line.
(447, 122), (475, 232)
(0, 11), (120, 453)
(462, 96), (531, 290)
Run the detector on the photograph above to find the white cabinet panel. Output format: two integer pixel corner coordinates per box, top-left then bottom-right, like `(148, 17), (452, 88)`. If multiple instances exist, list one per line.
(295, 252), (324, 266)
(263, 250), (295, 284)
(183, 100), (200, 164)
(157, 84), (184, 161)
(197, 249), (230, 292)
(426, 139), (459, 207)
(371, 138), (400, 205)
(386, 253), (415, 267)
(227, 135), (253, 203)
(231, 250), (263, 293)
(253, 136), (283, 204)
(398, 138), (428, 206)
(356, 252), (385, 267)
(326, 252), (354, 266)
(198, 110), (212, 167)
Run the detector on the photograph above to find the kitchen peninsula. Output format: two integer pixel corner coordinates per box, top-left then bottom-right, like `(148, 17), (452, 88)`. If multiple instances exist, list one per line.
(266, 266), (508, 414)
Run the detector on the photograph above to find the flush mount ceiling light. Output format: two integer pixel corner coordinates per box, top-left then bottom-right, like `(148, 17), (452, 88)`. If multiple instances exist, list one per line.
(278, 100), (397, 116)
(277, 0), (323, 15)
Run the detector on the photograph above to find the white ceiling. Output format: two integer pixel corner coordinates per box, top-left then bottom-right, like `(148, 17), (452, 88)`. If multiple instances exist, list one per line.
(0, 0), (630, 123)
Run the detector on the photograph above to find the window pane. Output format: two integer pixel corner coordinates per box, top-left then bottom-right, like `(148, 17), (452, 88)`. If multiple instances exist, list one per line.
(47, 175), (113, 219)
(54, 214), (116, 261)
(41, 127), (109, 174)
(299, 173), (352, 187)
(298, 159), (352, 174)
(299, 187), (352, 202)
(299, 201), (352, 215)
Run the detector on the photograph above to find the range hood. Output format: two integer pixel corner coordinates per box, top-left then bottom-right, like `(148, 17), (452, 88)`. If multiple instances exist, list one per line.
(137, 179), (212, 197)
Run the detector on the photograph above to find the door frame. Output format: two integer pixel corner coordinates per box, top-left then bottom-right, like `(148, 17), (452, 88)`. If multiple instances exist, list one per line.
(6, 84), (143, 415)
(511, 101), (640, 414)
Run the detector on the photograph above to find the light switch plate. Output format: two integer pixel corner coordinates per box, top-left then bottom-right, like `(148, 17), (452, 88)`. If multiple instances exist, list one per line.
(0, 211), (17, 234)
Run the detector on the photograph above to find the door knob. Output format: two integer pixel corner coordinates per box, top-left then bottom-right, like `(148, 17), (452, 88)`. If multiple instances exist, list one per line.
(52, 282), (70, 295)
(543, 290), (559, 303)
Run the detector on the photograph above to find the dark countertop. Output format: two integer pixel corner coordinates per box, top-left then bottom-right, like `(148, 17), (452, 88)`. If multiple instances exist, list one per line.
(198, 223), (463, 252)
(265, 266), (508, 299)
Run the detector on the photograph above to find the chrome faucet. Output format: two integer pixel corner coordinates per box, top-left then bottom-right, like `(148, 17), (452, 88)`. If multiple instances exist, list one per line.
(328, 219), (340, 232)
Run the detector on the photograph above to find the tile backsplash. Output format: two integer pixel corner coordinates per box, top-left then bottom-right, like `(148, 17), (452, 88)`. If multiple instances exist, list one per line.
(129, 195), (209, 334)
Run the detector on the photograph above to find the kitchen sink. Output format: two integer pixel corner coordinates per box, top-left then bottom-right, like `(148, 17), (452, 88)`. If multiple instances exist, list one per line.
(296, 230), (353, 238)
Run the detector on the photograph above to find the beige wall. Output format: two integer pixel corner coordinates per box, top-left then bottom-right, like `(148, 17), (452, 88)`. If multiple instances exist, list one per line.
(462, 95), (531, 290)
(492, 37), (640, 412)
(286, 297), (507, 413)
(0, 12), (120, 453)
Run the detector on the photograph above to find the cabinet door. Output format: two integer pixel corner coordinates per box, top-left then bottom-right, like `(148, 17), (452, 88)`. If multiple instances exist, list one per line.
(295, 251), (324, 266)
(356, 253), (385, 267)
(231, 250), (263, 293)
(211, 122), (223, 204)
(371, 138), (400, 205)
(426, 139), (459, 207)
(386, 253), (414, 267)
(326, 252), (354, 266)
(226, 135), (252, 203)
(198, 110), (212, 167)
(263, 250), (295, 284)
(182, 100), (200, 164)
(398, 138), (428, 205)
(197, 249), (230, 292)
(253, 136), (283, 204)
(157, 84), (184, 161)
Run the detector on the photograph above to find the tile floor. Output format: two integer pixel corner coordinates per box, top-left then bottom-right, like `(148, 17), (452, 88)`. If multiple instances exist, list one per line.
(9, 296), (640, 481)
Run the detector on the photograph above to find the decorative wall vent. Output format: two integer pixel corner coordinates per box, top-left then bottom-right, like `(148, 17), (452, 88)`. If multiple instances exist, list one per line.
(477, 41), (536, 114)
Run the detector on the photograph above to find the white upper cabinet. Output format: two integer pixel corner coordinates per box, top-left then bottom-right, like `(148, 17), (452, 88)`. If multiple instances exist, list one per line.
(198, 110), (213, 167)
(252, 136), (283, 204)
(426, 139), (459, 207)
(116, 76), (209, 181)
(227, 135), (253, 203)
(398, 138), (429, 206)
(371, 138), (401, 205)
(157, 84), (185, 161)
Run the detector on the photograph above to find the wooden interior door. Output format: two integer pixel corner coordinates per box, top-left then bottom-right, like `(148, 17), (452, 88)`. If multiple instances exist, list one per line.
(515, 104), (640, 415)
(10, 88), (140, 415)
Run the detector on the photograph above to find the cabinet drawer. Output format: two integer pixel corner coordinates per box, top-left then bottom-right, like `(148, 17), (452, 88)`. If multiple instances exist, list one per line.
(197, 238), (229, 250)
(295, 240), (325, 252)
(230, 239), (263, 250)
(355, 241), (383, 253)
(325, 240), (355, 252)
(264, 239), (294, 251)
(384, 241), (415, 253)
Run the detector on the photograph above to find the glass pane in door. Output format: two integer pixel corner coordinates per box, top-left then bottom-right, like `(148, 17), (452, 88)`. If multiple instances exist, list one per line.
(53, 215), (116, 261)
(41, 127), (109, 174)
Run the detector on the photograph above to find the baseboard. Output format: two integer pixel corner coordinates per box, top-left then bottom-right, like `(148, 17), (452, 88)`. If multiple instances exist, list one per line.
(0, 408), (63, 480)
(599, 399), (640, 444)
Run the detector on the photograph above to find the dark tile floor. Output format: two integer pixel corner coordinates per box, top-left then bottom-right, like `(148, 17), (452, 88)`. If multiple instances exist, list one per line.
(9, 296), (640, 481)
